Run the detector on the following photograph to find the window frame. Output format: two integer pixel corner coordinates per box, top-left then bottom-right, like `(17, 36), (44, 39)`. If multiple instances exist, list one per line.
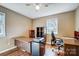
(46, 18), (58, 35)
(0, 12), (5, 37)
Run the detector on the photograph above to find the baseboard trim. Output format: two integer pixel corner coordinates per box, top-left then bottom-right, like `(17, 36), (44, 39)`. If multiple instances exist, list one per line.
(0, 46), (17, 56)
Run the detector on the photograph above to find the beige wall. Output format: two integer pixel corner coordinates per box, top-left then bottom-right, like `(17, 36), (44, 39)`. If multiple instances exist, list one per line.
(0, 6), (32, 51)
(75, 7), (79, 31)
(33, 11), (75, 43)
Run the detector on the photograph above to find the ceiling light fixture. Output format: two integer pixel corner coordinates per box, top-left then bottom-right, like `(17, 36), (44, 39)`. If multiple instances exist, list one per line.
(26, 3), (48, 11)
(33, 3), (41, 11)
(35, 5), (40, 10)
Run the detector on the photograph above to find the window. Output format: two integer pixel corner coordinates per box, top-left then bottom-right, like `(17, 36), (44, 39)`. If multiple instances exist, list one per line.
(0, 12), (5, 37)
(46, 18), (58, 34)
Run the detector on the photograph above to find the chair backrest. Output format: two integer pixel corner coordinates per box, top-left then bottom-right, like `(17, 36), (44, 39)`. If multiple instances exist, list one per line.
(51, 32), (56, 41)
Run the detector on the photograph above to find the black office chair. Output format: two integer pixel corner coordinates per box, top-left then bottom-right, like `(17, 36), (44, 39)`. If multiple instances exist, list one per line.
(51, 32), (56, 46)
(51, 32), (64, 49)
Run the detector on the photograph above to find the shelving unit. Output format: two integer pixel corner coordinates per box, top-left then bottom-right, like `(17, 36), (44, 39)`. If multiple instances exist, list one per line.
(36, 27), (44, 37)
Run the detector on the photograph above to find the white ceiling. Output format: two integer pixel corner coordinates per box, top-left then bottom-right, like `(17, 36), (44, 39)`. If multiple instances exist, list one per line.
(0, 3), (79, 19)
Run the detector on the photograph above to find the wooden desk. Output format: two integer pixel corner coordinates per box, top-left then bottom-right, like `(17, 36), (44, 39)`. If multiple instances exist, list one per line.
(61, 37), (79, 56)
(15, 37), (33, 54)
(15, 37), (46, 56)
